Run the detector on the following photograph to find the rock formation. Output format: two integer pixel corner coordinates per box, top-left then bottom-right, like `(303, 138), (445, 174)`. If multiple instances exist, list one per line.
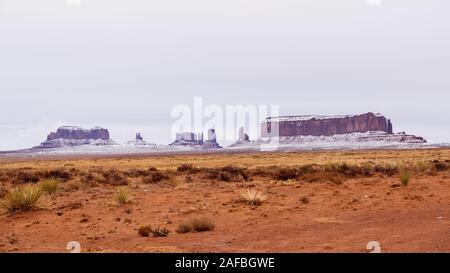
(37, 126), (115, 148)
(127, 132), (154, 146)
(261, 112), (394, 137)
(239, 127), (250, 142)
(170, 129), (221, 149)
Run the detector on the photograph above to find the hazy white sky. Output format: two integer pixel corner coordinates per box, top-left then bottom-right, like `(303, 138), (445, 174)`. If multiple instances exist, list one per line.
(0, 0), (449, 150)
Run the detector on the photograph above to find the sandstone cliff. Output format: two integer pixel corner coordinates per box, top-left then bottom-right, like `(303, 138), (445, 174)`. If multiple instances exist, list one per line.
(261, 112), (393, 137)
(38, 126), (114, 148)
(47, 126), (110, 141)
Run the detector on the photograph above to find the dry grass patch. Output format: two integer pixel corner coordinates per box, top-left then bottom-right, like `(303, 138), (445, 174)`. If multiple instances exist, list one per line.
(39, 178), (59, 194)
(176, 217), (215, 233)
(115, 187), (132, 205)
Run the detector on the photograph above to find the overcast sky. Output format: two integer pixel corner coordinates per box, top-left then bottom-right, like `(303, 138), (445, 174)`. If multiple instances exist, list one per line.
(0, 0), (449, 150)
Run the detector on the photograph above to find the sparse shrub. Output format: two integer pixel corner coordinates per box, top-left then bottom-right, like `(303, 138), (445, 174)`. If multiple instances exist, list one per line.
(433, 161), (449, 172)
(399, 166), (411, 187)
(273, 167), (298, 181)
(12, 170), (40, 184)
(124, 167), (158, 178)
(151, 227), (170, 237)
(177, 164), (200, 174)
(217, 171), (232, 182)
(39, 179), (59, 194)
(138, 225), (170, 237)
(324, 162), (373, 177)
(200, 166), (249, 182)
(138, 225), (152, 237)
(101, 169), (129, 186)
(142, 170), (170, 184)
(176, 217), (215, 233)
(374, 163), (398, 176)
(220, 166), (249, 181)
(300, 196), (310, 204)
(39, 168), (73, 181)
(300, 172), (343, 185)
(240, 189), (267, 206)
(1, 185), (42, 212)
(115, 187), (131, 205)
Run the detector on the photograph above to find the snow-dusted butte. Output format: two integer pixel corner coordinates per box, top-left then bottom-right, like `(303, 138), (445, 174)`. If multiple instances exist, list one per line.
(228, 131), (445, 151)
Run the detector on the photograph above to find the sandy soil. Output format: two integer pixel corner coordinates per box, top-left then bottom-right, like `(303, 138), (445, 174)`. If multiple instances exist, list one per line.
(1, 149), (449, 253)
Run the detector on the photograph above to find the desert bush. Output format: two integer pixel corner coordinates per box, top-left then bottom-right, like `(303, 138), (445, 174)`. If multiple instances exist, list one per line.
(176, 217), (215, 233)
(324, 162), (374, 177)
(1, 185), (42, 212)
(79, 167), (127, 185)
(200, 165), (249, 182)
(300, 196), (310, 204)
(12, 170), (40, 184)
(151, 227), (170, 237)
(240, 189), (267, 206)
(138, 225), (170, 237)
(399, 165), (411, 186)
(115, 187), (131, 205)
(374, 163), (398, 177)
(433, 161), (449, 172)
(38, 168), (73, 182)
(124, 167), (158, 178)
(300, 172), (343, 185)
(138, 225), (152, 237)
(177, 164), (200, 174)
(39, 179), (59, 194)
(220, 166), (249, 180)
(217, 171), (232, 182)
(273, 167), (298, 181)
(142, 170), (170, 184)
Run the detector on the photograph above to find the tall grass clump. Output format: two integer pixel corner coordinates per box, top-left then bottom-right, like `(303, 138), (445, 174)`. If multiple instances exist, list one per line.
(115, 187), (132, 205)
(1, 185), (42, 213)
(39, 178), (59, 194)
(399, 165), (411, 186)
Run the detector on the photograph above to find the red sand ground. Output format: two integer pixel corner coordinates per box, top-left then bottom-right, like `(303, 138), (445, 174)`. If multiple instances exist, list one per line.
(1, 151), (450, 253)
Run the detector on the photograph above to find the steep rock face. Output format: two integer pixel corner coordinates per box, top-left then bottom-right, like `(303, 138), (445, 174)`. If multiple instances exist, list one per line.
(262, 112), (393, 137)
(37, 126), (114, 148)
(47, 126), (110, 141)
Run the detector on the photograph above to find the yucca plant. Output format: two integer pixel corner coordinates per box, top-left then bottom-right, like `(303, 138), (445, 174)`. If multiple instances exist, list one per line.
(240, 188), (267, 206)
(1, 185), (42, 213)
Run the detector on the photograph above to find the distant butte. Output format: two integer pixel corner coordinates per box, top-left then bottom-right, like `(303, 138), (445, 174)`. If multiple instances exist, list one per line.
(37, 126), (116, 148)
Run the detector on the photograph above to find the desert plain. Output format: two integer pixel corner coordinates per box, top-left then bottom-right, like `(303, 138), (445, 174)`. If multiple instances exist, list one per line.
(0, 148), (449, 253)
